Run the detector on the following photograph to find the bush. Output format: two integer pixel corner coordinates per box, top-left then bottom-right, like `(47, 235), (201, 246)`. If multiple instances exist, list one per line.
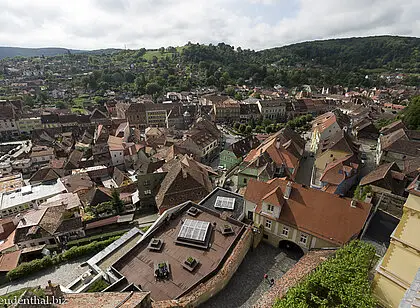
(86, 279), (110, 293)
(354, 185), (372, 201)
(274, 241), (376, 308)
(6, 256), (54, 281)
(245, 125), (253, 134)
(6, 236), (121, 281)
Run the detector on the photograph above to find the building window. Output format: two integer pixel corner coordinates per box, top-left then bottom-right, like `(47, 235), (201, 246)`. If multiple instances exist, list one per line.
(243, 178), (247, 184)
(265, 219), (272, 229)
(144, 189), (151, 195)
(143, 180), (150, 186)
(300, 234), (308, 245)
(267, 204), (274, 212)
(282, 227), (289, 237)
(263, 234), (268, 239)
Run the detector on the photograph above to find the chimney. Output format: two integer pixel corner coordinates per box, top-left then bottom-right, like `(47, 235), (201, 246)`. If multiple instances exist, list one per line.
(276, 139), (281, 149)
(284, 181), (292, 199)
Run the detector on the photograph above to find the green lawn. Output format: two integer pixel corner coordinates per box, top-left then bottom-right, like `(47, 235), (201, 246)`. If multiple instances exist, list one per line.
(70, 107), (88, 114)
(142, 46), (185, 61)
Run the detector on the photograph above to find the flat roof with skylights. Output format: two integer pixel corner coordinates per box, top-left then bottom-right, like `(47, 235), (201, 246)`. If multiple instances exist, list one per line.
(176, 219), (212, 249)
(199, 188), (245, 220)
(112, 202), (245, 301)
(214, 196), (235, 210)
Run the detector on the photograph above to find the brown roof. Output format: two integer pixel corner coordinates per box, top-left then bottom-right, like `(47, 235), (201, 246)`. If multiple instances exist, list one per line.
(60, 173), (94, 193)
(244, 178), (371, 245)
(320, 154), (359, 186)
(403, 157), (420, 178)
(318, 130), (359, 156)
(80, 187), (112, 207)
(0, 250), (21, 272)
(62, 292), (150, 308)
(360, 162), (397, 186)
(380, 128), (420, 157)
(244, 128), (304, 173)
(85, 216), (119, 230)
(113, 202), (243, 301)
(379, 120), (406, 135)
(228, 135), (260, 158)
(156, 156), (213, 211)
(30, 146), (54, 158)
(65, 150), (84, 170)
(29, 167), (65, 184)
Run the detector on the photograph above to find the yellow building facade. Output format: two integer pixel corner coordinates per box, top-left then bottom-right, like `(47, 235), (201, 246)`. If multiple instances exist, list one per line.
(373, 188), (420, 307)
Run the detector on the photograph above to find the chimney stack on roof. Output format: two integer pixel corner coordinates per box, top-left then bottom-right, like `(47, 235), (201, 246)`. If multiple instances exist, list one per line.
(284, 181), (292, 199)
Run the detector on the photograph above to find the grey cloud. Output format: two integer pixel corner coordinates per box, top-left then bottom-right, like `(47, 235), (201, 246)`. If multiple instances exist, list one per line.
(0, 0), (418, 50)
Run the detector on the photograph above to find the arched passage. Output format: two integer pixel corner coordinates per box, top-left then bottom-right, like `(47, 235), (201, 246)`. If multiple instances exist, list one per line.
(278, 240), (304, 260)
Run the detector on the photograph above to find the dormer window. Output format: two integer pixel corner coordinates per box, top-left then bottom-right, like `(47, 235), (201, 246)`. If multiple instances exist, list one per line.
(267, 204), (274, 212)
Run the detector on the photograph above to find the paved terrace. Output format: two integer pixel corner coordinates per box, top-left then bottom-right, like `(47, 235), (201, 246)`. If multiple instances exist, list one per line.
(112, 206), (244, 301)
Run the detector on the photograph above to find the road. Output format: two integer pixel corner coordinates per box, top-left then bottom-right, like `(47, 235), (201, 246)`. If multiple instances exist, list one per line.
(295, 135), (315, 187)
(200, 243), (298, 308)
(358, 138), (377, 178)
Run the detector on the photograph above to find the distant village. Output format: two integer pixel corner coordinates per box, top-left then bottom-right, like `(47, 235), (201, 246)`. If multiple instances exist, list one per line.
(0, 54), (418, 308)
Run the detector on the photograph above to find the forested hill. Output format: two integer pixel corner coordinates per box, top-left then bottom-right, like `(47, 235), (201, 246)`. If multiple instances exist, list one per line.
(0, 47), (121, 59)
(180, 36), (420, 87)
(0, 47), (76, 59)
(258, 36), (420, 70)
(2, 36), (419, 89)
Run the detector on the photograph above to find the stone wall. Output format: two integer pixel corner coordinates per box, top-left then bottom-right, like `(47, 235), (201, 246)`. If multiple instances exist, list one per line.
(253, 250), (334, 308)
(153, 227), (253, 308)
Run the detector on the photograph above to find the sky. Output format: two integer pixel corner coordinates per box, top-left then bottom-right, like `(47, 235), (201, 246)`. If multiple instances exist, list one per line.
(0, 0), (419, 51)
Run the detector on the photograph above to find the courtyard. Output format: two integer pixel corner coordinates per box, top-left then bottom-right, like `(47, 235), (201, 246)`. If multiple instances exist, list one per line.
(200, 242), (299, 308)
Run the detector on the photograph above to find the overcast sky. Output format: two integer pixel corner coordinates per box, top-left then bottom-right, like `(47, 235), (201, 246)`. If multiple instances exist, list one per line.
(0, 0), (419, 50)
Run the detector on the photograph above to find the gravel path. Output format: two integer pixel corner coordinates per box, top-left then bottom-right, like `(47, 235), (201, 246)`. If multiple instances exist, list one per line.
(201, 243), (298, 308)
(0, 256), (90, 295)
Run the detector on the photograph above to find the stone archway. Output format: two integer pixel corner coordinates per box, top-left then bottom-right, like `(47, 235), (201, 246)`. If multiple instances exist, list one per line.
(278, 240), (304, 260)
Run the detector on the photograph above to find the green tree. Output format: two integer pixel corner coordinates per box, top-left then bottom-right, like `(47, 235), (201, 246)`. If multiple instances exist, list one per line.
(111, 189), (124, 214)
(225, 86), (235, 97)
(274, 241), (376, 308)
(233, 122), (240, 130)
(145, 82), (162, 96)
(403, 96), (420, 130)
(124, 71), (135, 83)
(234, 92), (243, 100)
(265, 126), (272, 134)
(23, 95), (35, 108)
(239, 124), (246, 133)
(245, 125), (252, 134)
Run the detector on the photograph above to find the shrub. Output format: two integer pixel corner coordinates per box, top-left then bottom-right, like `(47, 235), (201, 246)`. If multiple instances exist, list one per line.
(86, 279), (110, 293)
(7, 236), (121, 281)
(274, 241), (376, 308)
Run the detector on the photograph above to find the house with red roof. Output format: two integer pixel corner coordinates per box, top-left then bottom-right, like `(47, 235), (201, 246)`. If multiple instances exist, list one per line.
(244, 178), (371, 252)
(237, 127), (304, 187)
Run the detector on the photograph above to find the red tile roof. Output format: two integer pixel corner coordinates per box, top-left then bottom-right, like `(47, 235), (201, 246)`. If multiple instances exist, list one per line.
(0, 250), (21, 272)
(244, 178), (371, 245)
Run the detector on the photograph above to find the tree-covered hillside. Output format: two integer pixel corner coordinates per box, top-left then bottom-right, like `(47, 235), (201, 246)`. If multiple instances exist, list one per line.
(260, 36), (420, 71)
(2, 36), (419, 95)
